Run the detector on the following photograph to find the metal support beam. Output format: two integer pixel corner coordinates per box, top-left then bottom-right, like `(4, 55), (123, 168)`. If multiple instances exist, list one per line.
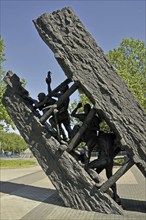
(51, 78), (71, 94)
(99, 159), (134, 193)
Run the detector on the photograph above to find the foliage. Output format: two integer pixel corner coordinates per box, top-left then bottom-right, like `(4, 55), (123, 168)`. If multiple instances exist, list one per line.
(0, 159), (37, 168)
(0, 38), (14, 130)
(0, 131), (28, 153)
(113, 158), (126, 166)
(69, 93), (90, 126)
(107, 38), (146, 110)
(0, 38), (27, 131)
(69, 98), (79, 127)
(0, 38), (6, 75)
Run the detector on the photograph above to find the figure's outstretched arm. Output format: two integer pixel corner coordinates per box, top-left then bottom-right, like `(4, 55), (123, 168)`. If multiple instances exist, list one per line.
(71, 103), (85, 121)
(46, 71), (52, 95)
(35, 96), (48, 109)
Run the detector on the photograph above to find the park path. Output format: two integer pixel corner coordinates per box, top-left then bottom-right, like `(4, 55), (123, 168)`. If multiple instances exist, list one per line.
(0, 164), (146, 220)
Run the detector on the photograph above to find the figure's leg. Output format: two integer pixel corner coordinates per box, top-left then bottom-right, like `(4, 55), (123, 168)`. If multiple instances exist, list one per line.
(63, 119), (72, 139)
(82, 134), (98, 165)
(49, 116), (62, 140)
(87, 138), (95, 163)
(84, 139), (95, 166)
(70, 149), (88, 164)
(71, 125), (80, 138)
(106, 164), (121, 205)
(86, 158), (107, 170)
(49, 116), (56, 129)
(59, 124), (67, 140)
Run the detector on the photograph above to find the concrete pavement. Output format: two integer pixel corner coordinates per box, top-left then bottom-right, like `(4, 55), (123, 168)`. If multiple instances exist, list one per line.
(0, 164), (146, 220)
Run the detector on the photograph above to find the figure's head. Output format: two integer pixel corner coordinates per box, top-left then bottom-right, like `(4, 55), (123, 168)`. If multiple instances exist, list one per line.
(38, 92), (46, 101)
(6, 70), (13, 78)
(84, 103), (91, 114)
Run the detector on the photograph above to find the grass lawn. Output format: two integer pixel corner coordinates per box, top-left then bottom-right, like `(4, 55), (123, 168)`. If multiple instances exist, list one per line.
(0, 159), (37, 168)
(113, 157), (126, 166)
(0, 157), (126, 168)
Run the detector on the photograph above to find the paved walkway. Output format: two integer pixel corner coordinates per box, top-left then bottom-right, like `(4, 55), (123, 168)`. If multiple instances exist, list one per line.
(0, 164), (146, 220)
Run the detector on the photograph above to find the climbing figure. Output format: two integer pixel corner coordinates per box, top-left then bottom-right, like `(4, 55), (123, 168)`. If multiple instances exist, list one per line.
(86, 132), (121, 204)
(35, 92), (56, 114)
(71, 102), (102, 163)
(49, 83), (72, 140)
(43, 71), (72, 140)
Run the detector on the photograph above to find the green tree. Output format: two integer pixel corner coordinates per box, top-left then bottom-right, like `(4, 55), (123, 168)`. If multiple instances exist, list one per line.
(0, 131), (28, 153)
(0, 38), (14, 130)
(69, 93), (91, 126)
(0, 38), (27, 131)
(107, 38), (146, 110)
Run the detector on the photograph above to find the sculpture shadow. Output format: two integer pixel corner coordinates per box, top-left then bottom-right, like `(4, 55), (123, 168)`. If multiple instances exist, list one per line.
(0, 181), (64, 206)
(121, 198), (146, 214)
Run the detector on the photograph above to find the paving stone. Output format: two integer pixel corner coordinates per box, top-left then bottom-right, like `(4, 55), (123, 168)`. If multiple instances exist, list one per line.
(0, 165), (146, 220)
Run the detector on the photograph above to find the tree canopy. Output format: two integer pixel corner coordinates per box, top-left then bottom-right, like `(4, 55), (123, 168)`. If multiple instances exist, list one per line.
(0, 38), (28, 154)
(0, 38), (14, 131)
(107, 38), (146, 110)
(0, 131), (28, 153)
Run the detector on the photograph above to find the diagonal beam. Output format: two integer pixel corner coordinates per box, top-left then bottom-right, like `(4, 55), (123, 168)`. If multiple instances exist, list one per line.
(99, 159), (134, 193)
(51, 78), (71, 94)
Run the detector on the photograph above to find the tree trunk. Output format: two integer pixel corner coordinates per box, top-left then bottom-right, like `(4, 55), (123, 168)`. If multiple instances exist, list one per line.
(33, 7), (146, 177)
(2, 74), (123, 214)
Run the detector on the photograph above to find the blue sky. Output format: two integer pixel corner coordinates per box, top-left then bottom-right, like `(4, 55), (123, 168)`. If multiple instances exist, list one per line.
(1, 0), (146, 102)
